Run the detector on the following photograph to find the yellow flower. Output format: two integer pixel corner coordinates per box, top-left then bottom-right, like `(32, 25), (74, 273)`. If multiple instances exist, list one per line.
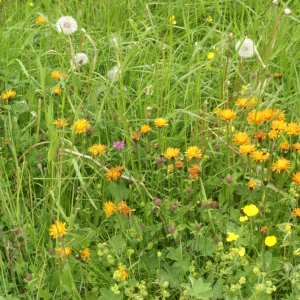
(243, 204), (259, 217)
(268, 129), (279, 140)
(292, 172), (300, 185)
(185, 146), (202, 159)
(265, 236), (277, 247)
(89, 144), (107, 156)
(51, 70), (67, 80)
(164, 148), (180, 160)
(248, 180), (257, 190)
(106, 166), (124, 181)
(293, 249), (300, 256)
(154, 118), (168, 128)
(293, 208), (300, 217)
(73, 119), (90, 134)
(29, 2), (34, 7)
(1, 90), (16, 100)
(103, 201), (116, 217)
(286, 122), (300, 135)
(118, 201), (132, 217)
(53, 118), (68, 128)
(80, 248), (90, 261)
(247, 110), (265, 124)
(250, 150), (270, 163)
(237, 247), (245, 256)
(207, 52), (215, 60)
(219, 109), (236, 122)
(271, 120), (287, 132)
(272, 158), (291, 173)
(292, 142), (300, 152)
(238, 144), (255, 156)
(239, 216), (248, 223)
(141, 124), (151, 134)
(56, 247), (72, 258)
(51, 87), (61, 95)
(169, 15), (176, 25)
(232, 132), (250, 145)
(49, 221), (67, 239)
(132, 131), (142, 141)
(206, 16), (212, 22)
(36, 16), (46, 25)
(226, 232), (239, 242)
(285, 225), (291, 231)
(118, 267), (128, 280)
(279, 142), (289, 151)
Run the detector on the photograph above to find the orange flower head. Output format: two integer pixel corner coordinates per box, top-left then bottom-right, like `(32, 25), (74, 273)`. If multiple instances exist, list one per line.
(286, 122), (300, 135)
(80, 248), (90, 261)
(118, 201), (132, 217)
(238, 144), (255, 155)
(141, 124), (151, 134)
(52, 87), (61, 95)
(248, 180), (257, 190)
(73, 119), (90, 134)
(188, 164), (200, 180)
(106, 166), (124, 181)
(1, 90), (16, 100)
(89, 144), (107, 156)
(250, 151), (270, 162)
(36, 16), (46, 25)
(118, 267), (128, 280)
(292, 142), (300, 152)
(268, 130), (279, 140)
(49, 221), (67, 239)
(253, 131), (266, 142)
(175, 159), (184, 169)
(272, 158), (291, 173)
(271, 120), (287, 132)
(219, 109), (236, 122)
(53, 118), (68, 128)
(164, 148), (180, 160)
(247, 110), (265, 124)
(232, 132), (250, 145)
(293, 208), (300, 217)
(51, 70), (67, 80)
(279, 142), (289, 151)
(185, 146), (202, 159)
(292, 172), (300, 185)
(56, 247), (72, 259)
(132, 131), (142, 141)
(103, 201), (116, 217)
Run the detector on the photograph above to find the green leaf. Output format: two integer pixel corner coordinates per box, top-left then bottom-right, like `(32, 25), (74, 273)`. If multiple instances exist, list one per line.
(184, 277), (213, 300)
(107, 182), (129, 200)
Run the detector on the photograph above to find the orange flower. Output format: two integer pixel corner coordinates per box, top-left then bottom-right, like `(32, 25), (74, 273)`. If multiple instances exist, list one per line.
(103, 201), (116, 217)
(188, 164), (200, 180)
(49, 221), (67, 239)
(292, 142), (300, 152)
(53, 118), (68, 128)
(268, 130), (279, 140)
(253, 131), (266, 142)
(80, 248), (90, 261)
(248, 179), (257, 190)
(73, 119), (90, 134)
(271, 120), (287, 132)
(89, 144), (107, 156)
(250, 151), (270, 162)
(132, 131), (142, 141)
(232, 132), (250, 145)
(219, 109), (236, 122)
(238, 144), (255, 155)
(1, 90), (16, 100)
(293, 208), (300, 217)
(141, 124), (151, 134)
(272, 158), (291, 173)
(118, 267), (128, 280)
(106, 166), (124, 181)
(279, 142), (289, 151)
(52, 87), (61, 95)
(36, 16), (46, 25)
(247, 110), (265, 124)
(185, 146), (202, 159)
(118, 201), (132, 217)
(51, 70), (67, 80)
(175, 160), (184, 169)
(286, 122), (300, 135)
(164, 148), (180, 160)
(56, 247), (72, 259)
(292, 172), (300, 185)
(235, 97), (256, 108)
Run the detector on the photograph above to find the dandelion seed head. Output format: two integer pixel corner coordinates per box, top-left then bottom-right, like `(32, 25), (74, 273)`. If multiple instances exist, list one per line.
(56, 16), (78, 35)
(235, 38), (257, 58)
(73, 53), (89, 67)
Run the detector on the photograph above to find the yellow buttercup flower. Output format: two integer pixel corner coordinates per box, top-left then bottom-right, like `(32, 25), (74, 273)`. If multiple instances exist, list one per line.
(207, 52), (214, 60)
(265, 236), (277, 247)
(243, 204), (259, 217)
(226, 232), (239, 242)
(169, 15), (176, 25)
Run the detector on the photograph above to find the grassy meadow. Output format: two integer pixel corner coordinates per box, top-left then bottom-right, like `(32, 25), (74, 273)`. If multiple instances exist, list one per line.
(1, 0), (300, 299)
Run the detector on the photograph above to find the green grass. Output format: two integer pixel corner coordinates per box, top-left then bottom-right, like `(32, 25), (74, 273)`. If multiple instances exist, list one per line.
(1, 0), (300, 299)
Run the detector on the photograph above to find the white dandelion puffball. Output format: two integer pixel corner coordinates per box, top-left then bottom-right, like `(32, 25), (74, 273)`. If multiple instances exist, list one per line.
(235, 38), (257, 58)
(56, 16), (78, 35)
(284, 8), (291, 15)
(108, 65), (121, 81)
(73, 53), (89, 67)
